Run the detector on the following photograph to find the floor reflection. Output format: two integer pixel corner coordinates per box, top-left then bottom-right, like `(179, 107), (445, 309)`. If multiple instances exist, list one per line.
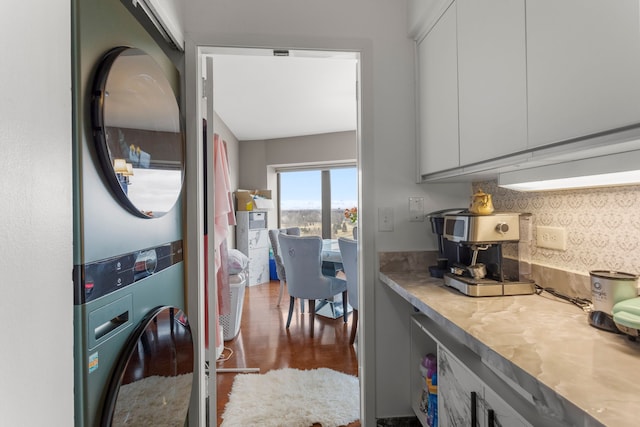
(107, 307), (194, 427)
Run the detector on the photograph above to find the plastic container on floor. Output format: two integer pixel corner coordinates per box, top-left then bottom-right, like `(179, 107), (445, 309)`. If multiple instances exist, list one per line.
(269, 258), (278, 281)
(220, 274), (246, 340)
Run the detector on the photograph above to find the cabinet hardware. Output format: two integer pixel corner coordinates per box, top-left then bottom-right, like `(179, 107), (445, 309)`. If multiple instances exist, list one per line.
(488, 408), (496, 427)
(471, 391), (477, 426)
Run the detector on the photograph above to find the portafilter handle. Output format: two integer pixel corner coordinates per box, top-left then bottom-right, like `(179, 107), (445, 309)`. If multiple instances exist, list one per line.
(469, 244), (491, 266)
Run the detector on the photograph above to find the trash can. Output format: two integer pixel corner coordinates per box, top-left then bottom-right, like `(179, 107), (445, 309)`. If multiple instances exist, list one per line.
(269, 258), (278, 281)
(221, 273), (246, 341)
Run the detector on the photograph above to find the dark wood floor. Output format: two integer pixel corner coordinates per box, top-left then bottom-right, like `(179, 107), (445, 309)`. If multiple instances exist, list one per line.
(215, 279), (360, 426)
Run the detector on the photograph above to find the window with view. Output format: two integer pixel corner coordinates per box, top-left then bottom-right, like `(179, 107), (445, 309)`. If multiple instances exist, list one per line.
(279, 167), (357, 239)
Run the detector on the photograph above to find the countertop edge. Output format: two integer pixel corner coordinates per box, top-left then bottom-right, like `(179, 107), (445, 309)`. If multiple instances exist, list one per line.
(379, 271), (606, 427)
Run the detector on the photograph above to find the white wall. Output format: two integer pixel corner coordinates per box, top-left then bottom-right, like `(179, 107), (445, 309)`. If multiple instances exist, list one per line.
(184, 0), (470, 421)
(0, 1), (73, 425)
(265, 131), (357, 166)
(238, 139), (269, 189)
(239, 131), (357, 229)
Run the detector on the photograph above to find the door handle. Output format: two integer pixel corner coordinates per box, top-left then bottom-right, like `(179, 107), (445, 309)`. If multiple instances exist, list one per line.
(470, 391), (477, 427)
(487, 408), (496, 427)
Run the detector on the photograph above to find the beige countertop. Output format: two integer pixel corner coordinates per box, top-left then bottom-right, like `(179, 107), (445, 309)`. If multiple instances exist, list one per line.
(380, 270), (640, 427)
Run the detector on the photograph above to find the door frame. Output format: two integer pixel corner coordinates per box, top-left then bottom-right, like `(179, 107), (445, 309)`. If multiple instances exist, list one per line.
(185, 41), (371, 426)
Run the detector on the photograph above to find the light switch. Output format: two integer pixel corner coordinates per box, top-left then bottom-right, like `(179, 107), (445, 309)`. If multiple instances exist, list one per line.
(378, 207), (394, 232)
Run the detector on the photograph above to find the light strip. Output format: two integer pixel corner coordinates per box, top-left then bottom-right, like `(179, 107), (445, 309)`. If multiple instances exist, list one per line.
(498, 150), (640, 191)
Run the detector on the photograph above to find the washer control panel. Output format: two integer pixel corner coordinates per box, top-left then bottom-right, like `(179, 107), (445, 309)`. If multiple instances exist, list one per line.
(74, 240), (183, 305)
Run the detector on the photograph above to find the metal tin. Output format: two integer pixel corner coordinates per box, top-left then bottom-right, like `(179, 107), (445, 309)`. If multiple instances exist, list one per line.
(589, 270), (639, 315)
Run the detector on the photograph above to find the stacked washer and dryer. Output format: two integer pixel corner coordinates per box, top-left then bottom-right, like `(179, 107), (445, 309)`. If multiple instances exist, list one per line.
(73, 46), (193, 426)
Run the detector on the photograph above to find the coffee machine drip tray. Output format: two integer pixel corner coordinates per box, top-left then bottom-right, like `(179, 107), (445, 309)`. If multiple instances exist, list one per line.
(444, 274), (536, 297)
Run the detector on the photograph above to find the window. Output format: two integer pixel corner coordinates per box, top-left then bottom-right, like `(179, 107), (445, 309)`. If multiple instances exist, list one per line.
(279, 167), (357, 238)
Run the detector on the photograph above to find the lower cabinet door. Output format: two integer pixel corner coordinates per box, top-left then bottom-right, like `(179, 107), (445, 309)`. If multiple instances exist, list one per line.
(247, 249), (269, 286)
(484, 386), (532, 427)
(438, 346), (486, 427)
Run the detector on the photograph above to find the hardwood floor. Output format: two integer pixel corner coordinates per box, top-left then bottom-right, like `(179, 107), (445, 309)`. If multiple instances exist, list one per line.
(215, 280), (360, 426)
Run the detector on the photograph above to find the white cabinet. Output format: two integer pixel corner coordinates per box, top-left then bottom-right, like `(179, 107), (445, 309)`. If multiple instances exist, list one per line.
(416, 0), (640, 180)
(236, 211), (270, 286)
(438, 347), (485, 426)
(438, 347), (531, 427)
(527, 0), (640, 148)
(483, 385), (532, 427)
(457, 0), (527, 165)
(411, 316), (538, 427)
(417, 0), (527, 175)
(418, 2), (459, 175)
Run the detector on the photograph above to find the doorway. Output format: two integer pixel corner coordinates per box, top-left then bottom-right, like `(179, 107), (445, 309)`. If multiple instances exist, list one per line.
(200, 46), (362, 424)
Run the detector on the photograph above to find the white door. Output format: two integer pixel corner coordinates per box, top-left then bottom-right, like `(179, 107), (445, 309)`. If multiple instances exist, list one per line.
(204, 54), (219, 424)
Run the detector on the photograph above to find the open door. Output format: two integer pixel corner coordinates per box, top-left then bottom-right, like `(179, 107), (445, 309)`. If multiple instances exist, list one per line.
(203, 55), (219, 423)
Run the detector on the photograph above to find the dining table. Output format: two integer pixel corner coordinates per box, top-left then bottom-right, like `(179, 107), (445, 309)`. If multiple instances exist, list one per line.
(321, 239), (342, 263)
(317, 239), (352, 319)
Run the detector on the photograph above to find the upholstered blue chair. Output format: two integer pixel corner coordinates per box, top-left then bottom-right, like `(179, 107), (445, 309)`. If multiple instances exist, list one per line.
(338, 237), (358, 344)
(278, 234), (348, 337)
(268, 227), (301, 307)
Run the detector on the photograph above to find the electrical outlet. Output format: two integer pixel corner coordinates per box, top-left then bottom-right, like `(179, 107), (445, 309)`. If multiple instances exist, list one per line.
(410, 213), (424, 222)
(537, 226), (567, 251)
(378, 207), (394, 232)
(409, 197), (424, 222)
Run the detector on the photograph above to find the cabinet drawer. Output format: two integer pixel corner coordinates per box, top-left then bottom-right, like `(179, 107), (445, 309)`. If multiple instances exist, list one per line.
(248, 229), (269, 249)
(247, 249), (269, 286)
(247, 211), (266, 229)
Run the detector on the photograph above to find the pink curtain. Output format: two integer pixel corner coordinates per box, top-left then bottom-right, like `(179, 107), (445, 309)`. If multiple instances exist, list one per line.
(213, 134), (235, 316)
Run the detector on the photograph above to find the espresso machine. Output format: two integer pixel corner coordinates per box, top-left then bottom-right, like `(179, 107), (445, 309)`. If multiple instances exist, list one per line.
(439, 212), (536, 297)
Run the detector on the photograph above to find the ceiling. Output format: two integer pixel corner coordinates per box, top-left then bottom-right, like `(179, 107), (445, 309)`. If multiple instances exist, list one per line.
(209, 50), (358, 141)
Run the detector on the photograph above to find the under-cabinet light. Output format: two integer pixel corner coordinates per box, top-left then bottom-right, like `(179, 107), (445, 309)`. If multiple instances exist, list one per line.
(498, 149), (640, 191)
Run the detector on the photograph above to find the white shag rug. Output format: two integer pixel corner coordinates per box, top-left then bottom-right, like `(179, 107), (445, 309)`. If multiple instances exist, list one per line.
(221, 368), (360, 427)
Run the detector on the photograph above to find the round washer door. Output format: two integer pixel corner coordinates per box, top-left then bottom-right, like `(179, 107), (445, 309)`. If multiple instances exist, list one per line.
(101, 306), (194, 427)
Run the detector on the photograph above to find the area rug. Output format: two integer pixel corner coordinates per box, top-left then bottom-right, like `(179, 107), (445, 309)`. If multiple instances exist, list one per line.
(221, 367), (360, 427)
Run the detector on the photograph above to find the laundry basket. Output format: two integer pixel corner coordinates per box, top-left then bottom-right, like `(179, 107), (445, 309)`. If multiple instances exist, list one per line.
(220, 272), (246, 341)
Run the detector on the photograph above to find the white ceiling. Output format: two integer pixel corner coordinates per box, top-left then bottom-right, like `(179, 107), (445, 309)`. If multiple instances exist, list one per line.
(209, 50), (358, 141)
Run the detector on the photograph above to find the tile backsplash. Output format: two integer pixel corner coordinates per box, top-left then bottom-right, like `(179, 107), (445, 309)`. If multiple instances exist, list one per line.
(473, 180), (640, 277)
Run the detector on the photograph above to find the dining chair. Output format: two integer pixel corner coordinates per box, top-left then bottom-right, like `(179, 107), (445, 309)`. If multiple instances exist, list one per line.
(268, 227), (301, 307)
(278, 234), (348, 337)
(338, 237), (358, 344)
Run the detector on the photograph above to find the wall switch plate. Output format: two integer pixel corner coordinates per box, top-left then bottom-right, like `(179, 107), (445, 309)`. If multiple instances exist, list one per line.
(537, 226), (567, 251)
(409, 197), (424, 222)
(378, 207), (394, 231)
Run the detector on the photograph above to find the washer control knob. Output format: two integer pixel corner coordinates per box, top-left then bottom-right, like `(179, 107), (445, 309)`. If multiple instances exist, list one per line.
(495, 223), (509, 234)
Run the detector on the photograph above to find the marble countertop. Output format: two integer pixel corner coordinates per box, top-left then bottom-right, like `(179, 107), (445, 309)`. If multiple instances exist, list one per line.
(380, 271), (640, 427)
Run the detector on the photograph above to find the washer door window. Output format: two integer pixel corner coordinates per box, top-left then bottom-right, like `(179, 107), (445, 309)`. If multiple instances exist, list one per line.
(91, 47), (184, 218)
(101, 306), (194, 427)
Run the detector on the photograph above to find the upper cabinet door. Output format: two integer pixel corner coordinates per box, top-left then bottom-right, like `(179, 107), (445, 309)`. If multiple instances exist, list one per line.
(527, 0), (640, 148)
(418, 3), (459, 175)
(457, 0), (527, 165)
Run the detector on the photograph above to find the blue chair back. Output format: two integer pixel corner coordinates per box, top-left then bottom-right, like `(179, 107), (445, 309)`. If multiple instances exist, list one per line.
(338, 237), (358, 310)
(279, 234), (346, 300)
(268, 227), (300, 281)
